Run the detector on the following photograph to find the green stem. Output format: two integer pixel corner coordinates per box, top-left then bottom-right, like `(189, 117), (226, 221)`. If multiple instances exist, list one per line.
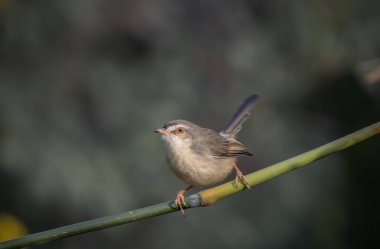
(0, 122), (379, 249)
(200, 122), (380, 205)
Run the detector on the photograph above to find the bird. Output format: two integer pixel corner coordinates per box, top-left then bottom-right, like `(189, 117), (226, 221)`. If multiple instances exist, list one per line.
(153, 94), (259, 214)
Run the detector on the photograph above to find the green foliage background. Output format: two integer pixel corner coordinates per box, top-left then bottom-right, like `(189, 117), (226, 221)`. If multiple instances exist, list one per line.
(0, 1), (379, 248)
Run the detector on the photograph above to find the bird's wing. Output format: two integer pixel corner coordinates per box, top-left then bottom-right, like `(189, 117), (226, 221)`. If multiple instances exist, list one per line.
(223, 139), (253, 157)
(191, 128), (252, 158)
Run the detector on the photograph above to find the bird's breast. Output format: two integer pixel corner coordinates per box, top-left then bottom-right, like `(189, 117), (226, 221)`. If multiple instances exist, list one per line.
(166, 144), (235, 186)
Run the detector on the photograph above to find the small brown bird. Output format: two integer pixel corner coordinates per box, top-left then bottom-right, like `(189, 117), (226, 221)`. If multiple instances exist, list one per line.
(154, 95), (259, 214)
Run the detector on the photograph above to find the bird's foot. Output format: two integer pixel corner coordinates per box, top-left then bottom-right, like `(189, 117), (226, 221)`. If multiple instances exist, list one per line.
(233, 165), (252, 191)
(175, 190), (187, 216)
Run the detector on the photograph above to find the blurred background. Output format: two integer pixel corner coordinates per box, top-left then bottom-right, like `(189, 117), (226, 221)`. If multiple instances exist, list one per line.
(0, 0), (379, 248)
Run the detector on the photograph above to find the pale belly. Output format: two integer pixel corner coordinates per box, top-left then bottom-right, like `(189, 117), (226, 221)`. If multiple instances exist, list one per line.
(167, 151), (236, 186)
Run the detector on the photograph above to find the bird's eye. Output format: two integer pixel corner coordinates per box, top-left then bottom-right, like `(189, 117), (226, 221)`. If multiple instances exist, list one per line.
(176, 127), (184, 134)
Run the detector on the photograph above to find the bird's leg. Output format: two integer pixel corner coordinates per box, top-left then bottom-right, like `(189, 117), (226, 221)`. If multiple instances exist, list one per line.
(233, 163), (252, 191)
(175, 185), (193, 215)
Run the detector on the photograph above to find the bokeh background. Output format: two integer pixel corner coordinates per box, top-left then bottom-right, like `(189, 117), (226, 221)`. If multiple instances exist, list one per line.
(0, 1), (379, 248)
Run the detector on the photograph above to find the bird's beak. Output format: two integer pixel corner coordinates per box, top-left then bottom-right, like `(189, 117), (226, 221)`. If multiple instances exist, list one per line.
(153, 128), (169, 136)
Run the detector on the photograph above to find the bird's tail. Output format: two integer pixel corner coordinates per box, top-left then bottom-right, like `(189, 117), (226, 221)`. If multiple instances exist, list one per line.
(220, 94), (259, 137)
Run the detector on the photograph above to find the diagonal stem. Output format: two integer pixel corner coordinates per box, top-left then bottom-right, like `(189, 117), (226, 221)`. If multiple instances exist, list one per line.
(0, 122), (379, 249)
(200, 122), (380, 205)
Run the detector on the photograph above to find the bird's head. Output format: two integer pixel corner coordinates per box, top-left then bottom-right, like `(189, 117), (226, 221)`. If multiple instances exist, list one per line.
(153, 120), (198, 148)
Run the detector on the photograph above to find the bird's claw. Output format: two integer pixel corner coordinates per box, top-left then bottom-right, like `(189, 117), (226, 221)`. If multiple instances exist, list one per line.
(234, 170), (252, 192)
(175, 192), (187, 216)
